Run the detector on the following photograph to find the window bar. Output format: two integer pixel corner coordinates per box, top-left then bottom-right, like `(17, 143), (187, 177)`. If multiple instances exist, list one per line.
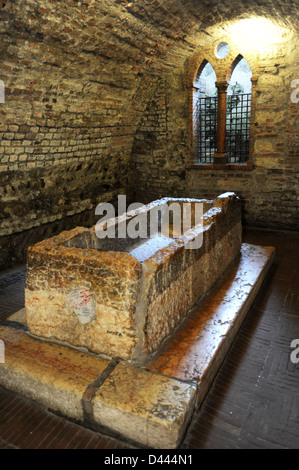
(226, 93), (251, 163)
(197, 96), (218, 163)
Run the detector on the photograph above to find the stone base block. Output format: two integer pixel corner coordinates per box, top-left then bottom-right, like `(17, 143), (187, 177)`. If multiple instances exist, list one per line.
(0, 325), (110, 421)
(0, 243), (275, 448)
(0, 327), (196, 449)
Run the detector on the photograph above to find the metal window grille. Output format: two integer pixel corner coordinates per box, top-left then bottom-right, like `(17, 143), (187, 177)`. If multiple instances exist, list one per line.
(196, 96), (218, 163)
(226, 93), (251, 163)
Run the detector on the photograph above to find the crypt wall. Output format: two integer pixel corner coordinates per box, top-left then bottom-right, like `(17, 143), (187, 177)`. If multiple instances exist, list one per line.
(131, 31), (299, 231)
(0, 0), (298, 269)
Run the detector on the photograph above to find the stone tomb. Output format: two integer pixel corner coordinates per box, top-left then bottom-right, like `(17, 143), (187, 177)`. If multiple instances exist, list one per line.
(0, 243), (276, 449)
(25, 192), (242, 364)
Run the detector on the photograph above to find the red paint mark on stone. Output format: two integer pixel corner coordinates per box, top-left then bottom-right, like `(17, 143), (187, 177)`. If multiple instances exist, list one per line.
(79, 289), (92, 307)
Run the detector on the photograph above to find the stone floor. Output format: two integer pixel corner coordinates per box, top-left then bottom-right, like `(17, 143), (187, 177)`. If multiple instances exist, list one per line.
(0, 227), (298, 449)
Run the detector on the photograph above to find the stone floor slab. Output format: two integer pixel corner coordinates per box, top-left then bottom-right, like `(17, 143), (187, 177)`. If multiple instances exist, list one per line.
(0, 243), (275, 448)
(148, 243), (275, 406)
(4, 308), (27, 327)
(0, 326), (111, 421)
(91, 362), (197, 449)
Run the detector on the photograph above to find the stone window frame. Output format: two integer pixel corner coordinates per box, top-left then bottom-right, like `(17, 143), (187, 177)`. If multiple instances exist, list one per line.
(185, 50), (257, 171)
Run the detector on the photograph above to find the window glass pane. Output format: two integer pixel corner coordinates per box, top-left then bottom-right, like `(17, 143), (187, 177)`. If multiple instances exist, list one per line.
(194, 62), (218, 163)
(227, 57), (252, 95)
(226, 58), (252, 163)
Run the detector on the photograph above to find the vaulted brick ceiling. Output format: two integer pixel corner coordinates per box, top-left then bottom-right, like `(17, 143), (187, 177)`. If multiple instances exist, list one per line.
(1, 0), (297, 137)
(3, 1), (298, 76)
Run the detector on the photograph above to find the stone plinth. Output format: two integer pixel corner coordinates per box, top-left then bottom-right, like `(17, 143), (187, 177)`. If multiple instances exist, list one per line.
(1, 242), (275, 449)
(25, 192), (242, 363)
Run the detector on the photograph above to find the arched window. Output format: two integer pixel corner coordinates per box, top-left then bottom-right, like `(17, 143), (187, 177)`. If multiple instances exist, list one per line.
(226, 57), (252, 163)
(193, 60), (218, 163)
(192, 54), (254, 166)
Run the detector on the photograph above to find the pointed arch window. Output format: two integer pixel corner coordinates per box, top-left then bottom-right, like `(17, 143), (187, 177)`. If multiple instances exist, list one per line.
(192, 54), (254, 167)
(193, 60), (218, 163)
(226, 57), (252, 163)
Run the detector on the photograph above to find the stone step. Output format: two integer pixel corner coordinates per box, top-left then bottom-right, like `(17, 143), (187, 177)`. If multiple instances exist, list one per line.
(0, 325), (196, 449)
(0, 243), (275, 448)
(148, 243), (275, 407)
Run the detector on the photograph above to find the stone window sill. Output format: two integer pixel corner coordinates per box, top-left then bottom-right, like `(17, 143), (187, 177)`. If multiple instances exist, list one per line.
(187, 163), (254, 171)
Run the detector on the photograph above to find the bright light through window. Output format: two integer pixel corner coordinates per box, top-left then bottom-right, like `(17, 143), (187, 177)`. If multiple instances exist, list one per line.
(228, 17), (287, 52)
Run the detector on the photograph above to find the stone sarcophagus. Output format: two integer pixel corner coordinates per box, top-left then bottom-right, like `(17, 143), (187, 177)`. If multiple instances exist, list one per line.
(25, 192), (242, 364)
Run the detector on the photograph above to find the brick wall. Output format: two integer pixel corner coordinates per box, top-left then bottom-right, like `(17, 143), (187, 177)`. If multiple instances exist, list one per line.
(0, 0), (298, 269)
(0, 0), (161, 268)
(131, 36), (299, 231)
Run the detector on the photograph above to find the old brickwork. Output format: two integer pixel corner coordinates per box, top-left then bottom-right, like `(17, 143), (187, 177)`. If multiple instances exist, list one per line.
(0, 0), (161, 268)
(132, 35), (299, 230)
(0, 0), (298, 268)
